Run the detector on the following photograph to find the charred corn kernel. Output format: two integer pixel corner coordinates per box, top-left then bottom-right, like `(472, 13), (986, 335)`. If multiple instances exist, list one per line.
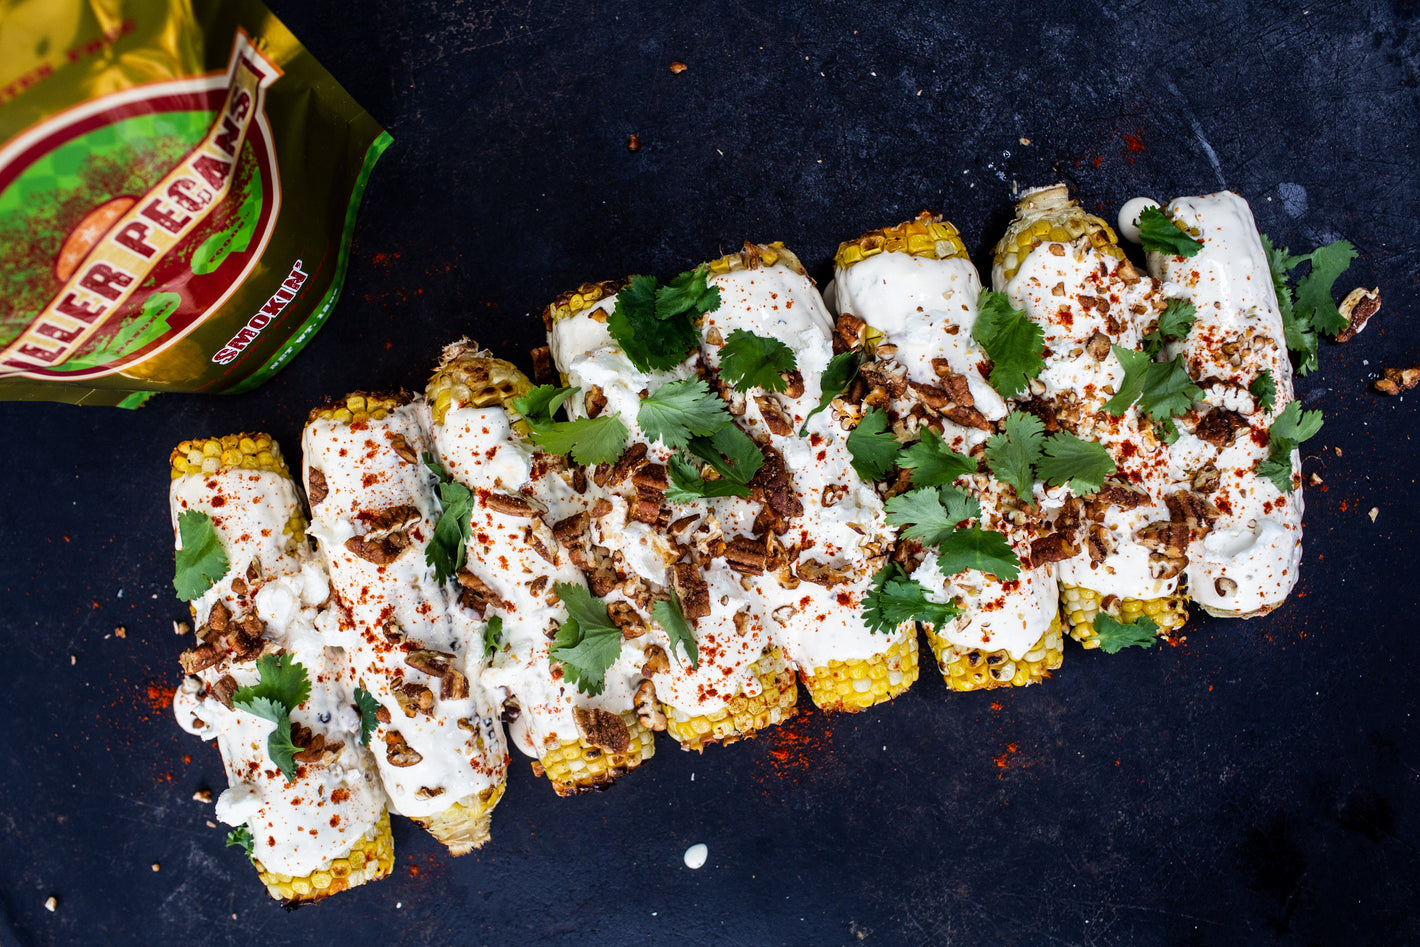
(706, 241), (802, 277)
(800, 630), (919, 712)
(834, 211), (969, 268)
(170, 432), (286, 479)
(307, 391), (407, 426)
(540, 711), (657, 795)
(992, 184), (1124, 283)
(543, 279), (626, 329)
(665, 648), (799, 751)
(926, 616), (1064, 691)
(1060, 584), (1189, 648)
(411, 781), (506, 857)
(426, 343), (534, 427)
(255, 811), (395, 904)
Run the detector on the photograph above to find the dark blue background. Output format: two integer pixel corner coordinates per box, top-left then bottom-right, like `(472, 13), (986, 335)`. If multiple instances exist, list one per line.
(2, 1), (1418, 944)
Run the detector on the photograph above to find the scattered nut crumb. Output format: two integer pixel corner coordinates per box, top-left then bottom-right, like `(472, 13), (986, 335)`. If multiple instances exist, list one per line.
(669, 61), (687, 73)
(70, 655), (75, 666)
(1019, 137), (1031, 146)
(1336, 287), (1381, 342)
(174, 620), (190, 636)
(1308, 473), (1323, 486)
(1333, 447), (1343, 457)
(205, 820), (216, 828)
(192, 788), (212, 803)
(114, 625), (126, 638)
(1369, 507), (1379, 522)
(627, 133), (642, 152)
(1373, 366), (1420, 395)
(151, 863), (160, 872)
(44, 896), (57, 912)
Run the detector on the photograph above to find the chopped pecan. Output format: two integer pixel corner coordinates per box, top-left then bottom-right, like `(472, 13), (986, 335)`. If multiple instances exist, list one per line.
(783, 371), (805, 399)
(943, 404), (993, 431)
(1149, 553), (1188, 581)
(722, 537), (768, 575)
(1191, 464), (1221, 494)
(345, 531), (412, 565)
(405, 649), (455, 677)
(456, 570), (498, 616)
(375, 704), (391, 724)
(384, 731), (422, 767)
(573, 707), (630, 755)
(821, 484), (847, 508)
(587, 565), (620, 597)
(552, 512), (586, 546)
(668, 515), (698, 535)
(1166, 492), (1221, 530)
(306, 468), (328, 506)
(1115, 258), (1142, 285)
(755, 395), (795, 436)
(1015, 399), (1060, 434)
(794, 558), (850, 587)
(1134, 521), (1190, 559)
(835, 312), (867, 352)
(1085, 331), (1111, 361)
(640, 644), (669, 677)
(607, 601), (648, 638)
(859, 361), (907, 398)
(584, 385), (608, 418)
(1094, 481), (1152, 511)
(606, 442), (648, 487)
(629, 493), (662, 524)
(672, 562), (711, 619)
(179, 643), (221, 674)
(1029, 534), (1079, 564)
(589, 498), (613, 518)
(1084, 523), (1114, 563)
(361, 504), (421, 539)
(395, 682), (435, 718)
(632, 464), (668, 492)
(209, 600), (230, 634)
(634, 680), (667, 731)
(908, 380), (951, 409)
(530, 345), (556, 385)
(381, 619), (405, 644)
(749, 444), (802, 521)
(1194, 408), (1249, 448)
(211, 674), (239, 709)
(388, 433), (418, 465)
(571, 466), (588, 494)
(1214, 577), (1238, 597)
(1374, 366), (1420, 395)
(415, 786), (446, 800)
(441, 668), (469, 701)
(524, 525), (557, 563)
(483, 492), (541, 517)
(1336, 288), (1381, 343)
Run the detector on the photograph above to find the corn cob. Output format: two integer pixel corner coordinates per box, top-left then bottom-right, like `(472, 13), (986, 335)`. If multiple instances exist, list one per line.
(928, 616), (1064, 691)
(168, 434), (392, 903)
(302, 392), (508, 854)
(545, 277), (800, 749)
(993, 185), (1191, 648)
(700, 242), (919, 712)
(426, 343), (655, 794)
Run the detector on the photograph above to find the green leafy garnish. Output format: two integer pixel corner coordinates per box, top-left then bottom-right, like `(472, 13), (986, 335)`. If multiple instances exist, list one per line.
(608, 267), (719, 372)
(1249, 370), (1277, 414)
(1093, 613), (1159, 653)
(972, 289), (1046, 398)
(354, 687), (381, 747)
(549, 583), (623, 696)
(1263, 235), (1357, 375)
(884, 485), (981, 546)
(1257, 401), (1323, 493)
(1139, 356), (1204, 422)
(1036, 432), (1116, 494)
(800, 351), (862, 435)
(231, 654), (312, 782)
(1103, 345), (1152, 417)
(424, 454), (474, 583)
(846, 407), (901, 482)
(510, 385), (577, 426)
(665, 454), (753, 502)
(1142, 299), (1198, 356)
(226, 825), (256, 863)
(687, 425), (764, 485)
(174, 509), (230, 602)
(638, 378), (732, 451)
(483, 615), (503, 660)
(984, 411), (1046, 499)
(861, 562), (961, 634)
(717, 330), (798, 392)
(936, 528), (1021, 582)
(898, 427), (977, 488)
(1137, 206), (1203, 257)
(652, 595), (699, 669)
(510, 385), (630, 465)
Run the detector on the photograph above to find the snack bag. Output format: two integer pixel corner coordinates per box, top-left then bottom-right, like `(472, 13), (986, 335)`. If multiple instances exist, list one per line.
(0, 0), (391, 406)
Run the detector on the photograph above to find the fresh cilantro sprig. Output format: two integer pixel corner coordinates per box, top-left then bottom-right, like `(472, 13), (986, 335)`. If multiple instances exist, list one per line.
(483, 615), (504, 660)
(882, 485), (1020, 582)
(1093, 613), (1159, 653)
(984, 412), (1046, 499)
(1263, 235), (1358, 375)
(1257, 401), (1323, 494)
(638, 378), (731, 451)
(861, 562), (961, 633)
(800, 351), (862, 436)
(936, 528), (1021, 582)
(972, 290), (1045, 399)
(231, 654), (312, 782)
(984, 411), (1114, 499)
(1036, 432), (1116, 494)
(898, 427), (977, 488)
(1138, 206), (1203, 257)
(174, 509), (230, 602)
(1103, 346), (1203, 435)
(1142, 299), (1198, 357)
(846, 407), (901, 482)
(424, 453), (474, 583)
(652, 595), (699, 669)
(354, 687), (381, 746)
(1249, 370), (1277, 414)
(666, 454), (752, 502)
(510, 384), (629, 465)
(549, 583), (623, 696)
(717, 330), (798, 392)
(608, 267), (720, 372)
(226, 825), (256, 863)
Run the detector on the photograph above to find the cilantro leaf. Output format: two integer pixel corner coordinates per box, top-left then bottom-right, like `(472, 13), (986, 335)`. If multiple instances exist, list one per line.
(1259, 401), (1323, 493)
(1142, 299), (1197, 356)
(717, 329), (798, 392)
(174, 509), (230, 601)
(972, 290), (1046, 398)
(1093, 613), (1159, 653)
(482, 615), (503, 660)
(607, 268), (719, 373)
(226, 825), (256, 863)
(1037, 432), (1116, 495)
(1103, 345), (1151, 416)
(265, 715), (302, 782)
(846, 407), (901, 482)
(936, 528), (1021, 582)
(1138, 356), (1203, 422)
(898, 427), (977, 488)
(527, 414), (629, 465)
(510, 385), (577, 426)
(1293, 240), (1358, 337)
(656, 266), (720, 320)
(984, 411), (1046, 499)
(354, 687), (380, 746)
(638, 378), (731, 450)
(861, 562), (961, 634)
(426, 455), (474, 583)
(800, 351), (862, 436)
(1137, 206), (1203, 257)
(687, 424), (764, 485)
(1249, 370), (1277, 414)
(235, 695), (287, 725)
(665, 454), (752, 502)
(549, 583), (624, 696)
(652, 596), (699, 669)
(231, 654), (311, 716)
(884, 485), (981, 546)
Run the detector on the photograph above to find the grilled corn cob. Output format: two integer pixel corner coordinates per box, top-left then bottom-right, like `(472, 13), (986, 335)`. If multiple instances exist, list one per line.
(169, 434), (392, 903)
(302, 393), (507, 853)
(425, 343), (655, 794)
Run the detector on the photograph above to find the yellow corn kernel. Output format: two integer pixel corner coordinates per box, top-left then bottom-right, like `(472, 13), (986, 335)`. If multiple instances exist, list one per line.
(926, 616), (1064, 692)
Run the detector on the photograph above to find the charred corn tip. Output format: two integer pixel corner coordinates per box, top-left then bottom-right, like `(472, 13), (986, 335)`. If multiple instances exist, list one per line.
(1060, 585), (1189, 648)
(170, 433), (286, 479)
(706, 241), (805, 277)
(544, 279), (627, 330)
(427, 344), (535, 427)
(665, 647), (799, 751)
(412, 780), (507, 856)
(928, 615), (1064, 691)
(256, 810), (395, 904)
(992, 184), (1123, 282)
(306, 391), (413, 427)
(801, 628), (920, 712)
(540, 711), (656, 796)
(834, 212), (968, 269)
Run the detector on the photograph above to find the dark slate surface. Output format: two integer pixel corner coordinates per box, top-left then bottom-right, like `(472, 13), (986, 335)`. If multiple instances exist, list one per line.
(2, 1), (1418, 945)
